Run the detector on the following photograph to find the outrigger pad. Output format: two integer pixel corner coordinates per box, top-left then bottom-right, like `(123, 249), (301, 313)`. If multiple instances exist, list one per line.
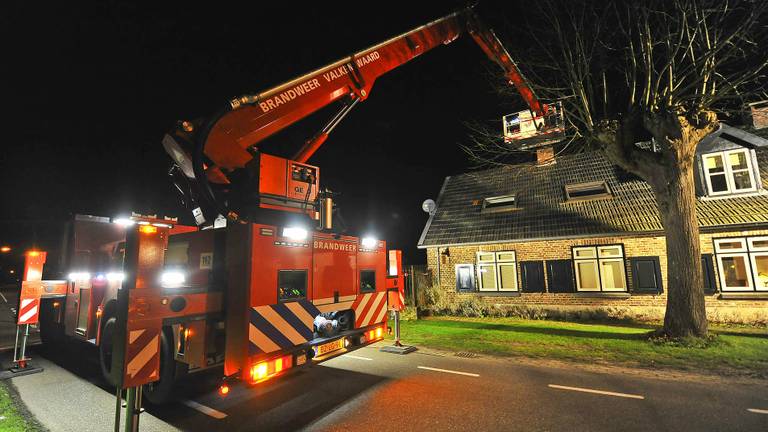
(0, 365), (44, 380)
(380, 345), (417, 355)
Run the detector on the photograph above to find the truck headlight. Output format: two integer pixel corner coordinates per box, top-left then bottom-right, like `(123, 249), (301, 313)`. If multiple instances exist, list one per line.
(361, 237), (377, 249)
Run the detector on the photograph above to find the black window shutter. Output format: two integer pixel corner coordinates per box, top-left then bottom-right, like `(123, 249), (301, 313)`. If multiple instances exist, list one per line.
(546, 260), (574, 293)
(521, 261), (545, 293)
(629, 256), (663, 294)
(701, 254), (717, 295)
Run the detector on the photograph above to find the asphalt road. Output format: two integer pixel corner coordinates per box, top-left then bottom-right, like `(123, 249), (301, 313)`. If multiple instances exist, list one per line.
(8, 340), (768, 432)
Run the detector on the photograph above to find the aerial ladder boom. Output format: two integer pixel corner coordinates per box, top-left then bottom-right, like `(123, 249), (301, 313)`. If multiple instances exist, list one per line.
(164, 5), (561, 224)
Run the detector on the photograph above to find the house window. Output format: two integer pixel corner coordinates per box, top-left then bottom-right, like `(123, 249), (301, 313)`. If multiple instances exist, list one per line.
(564, 181), (612, 202)
(476, 251), (518, 292)
(702, 149), (757, 196)
(481, 195), (516, 214)
(716, 236), (768, 291)
(455, 264), (475, 292)
(572, 245), (627, 292)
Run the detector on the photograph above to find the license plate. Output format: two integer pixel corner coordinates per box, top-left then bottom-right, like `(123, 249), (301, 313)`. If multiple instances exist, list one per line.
(316, 339), (344, 356)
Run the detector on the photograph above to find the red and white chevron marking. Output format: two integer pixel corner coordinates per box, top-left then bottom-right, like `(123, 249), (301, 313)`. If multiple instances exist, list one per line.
(352, 292), (388, 328)
(17, 298), (39, 325)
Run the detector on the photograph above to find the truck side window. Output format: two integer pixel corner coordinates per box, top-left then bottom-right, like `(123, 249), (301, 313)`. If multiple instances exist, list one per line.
(360, 270), (376, 293)
(278, 270), (307, 301)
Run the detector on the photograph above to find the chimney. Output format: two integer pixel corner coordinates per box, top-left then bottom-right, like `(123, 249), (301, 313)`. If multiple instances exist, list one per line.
(536, 146), (555, 165)
(749, 101), (768, 129)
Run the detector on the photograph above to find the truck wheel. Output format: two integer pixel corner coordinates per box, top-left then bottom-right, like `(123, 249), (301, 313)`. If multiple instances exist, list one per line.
(143, 326), (176, 405)
(99, 317), (117, 387)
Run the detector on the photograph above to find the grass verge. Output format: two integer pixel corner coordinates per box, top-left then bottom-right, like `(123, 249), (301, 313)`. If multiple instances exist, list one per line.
(0, 381), (45, 432)
(396, 317), (768, 378)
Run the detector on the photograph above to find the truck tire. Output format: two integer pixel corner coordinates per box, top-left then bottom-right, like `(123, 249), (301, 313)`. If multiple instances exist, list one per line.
(99, 317), (117, 387)
(142, 326), (176, 405)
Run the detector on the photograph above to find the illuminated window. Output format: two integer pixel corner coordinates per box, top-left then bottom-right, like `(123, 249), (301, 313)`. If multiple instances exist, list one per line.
(572, 245), (627, 292)
(715, 236), (768, 291)
(702, 149), (757, 196)
(476, 251), (517, 292)
(455, 264), (475, 292)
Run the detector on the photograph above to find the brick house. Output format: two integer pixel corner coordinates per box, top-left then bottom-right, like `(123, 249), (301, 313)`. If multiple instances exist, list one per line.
(417, 125), (768, 323)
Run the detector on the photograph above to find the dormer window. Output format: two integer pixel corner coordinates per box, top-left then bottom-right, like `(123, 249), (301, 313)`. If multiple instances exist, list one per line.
(564, 181), (612, 202)
(481, 194), (516, 214)
(703, 149), (757, 196)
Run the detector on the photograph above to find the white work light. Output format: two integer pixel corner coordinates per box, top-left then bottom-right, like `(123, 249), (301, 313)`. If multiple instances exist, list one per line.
(160, 270), (186, 288)
(282, 227), (308, 241)
(113, 217), (135, 227)
(106, 272), (125, 282)
(68, 272), (91, 282)
(361, 237), (378, 249)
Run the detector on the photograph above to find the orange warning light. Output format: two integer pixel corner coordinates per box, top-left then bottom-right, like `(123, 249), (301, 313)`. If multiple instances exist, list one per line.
(251, 362), (268, 381)
(275, 357), (283, 373)
(0, 246), (10, 253)
(218, 384), (230, 396)
(376, 327), (383, 339)
(139, 225), (158, 234)
(27, 251), (40, 257)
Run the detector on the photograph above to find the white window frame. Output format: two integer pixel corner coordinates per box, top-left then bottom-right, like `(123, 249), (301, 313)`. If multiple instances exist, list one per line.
(703, 149), (757, 196)
(476, 251), (518, 292)
(749, 252), (768, 291)
(572, 245), (627, 292)
(716, 253), (753, 291)
(714, 236), (768, 292)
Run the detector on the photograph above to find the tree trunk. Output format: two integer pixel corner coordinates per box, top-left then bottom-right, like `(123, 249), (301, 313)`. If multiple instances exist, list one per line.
(654, 159), (708, 338)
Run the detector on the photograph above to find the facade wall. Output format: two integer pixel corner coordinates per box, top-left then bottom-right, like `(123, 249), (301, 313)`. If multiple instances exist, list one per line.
(425, 228), (768, 324)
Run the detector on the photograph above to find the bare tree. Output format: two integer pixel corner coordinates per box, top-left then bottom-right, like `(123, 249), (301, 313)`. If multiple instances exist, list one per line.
(471, 0), (768, 338)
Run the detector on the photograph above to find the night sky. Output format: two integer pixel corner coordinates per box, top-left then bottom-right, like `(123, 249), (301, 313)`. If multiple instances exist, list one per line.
(3, 1), (518, 266)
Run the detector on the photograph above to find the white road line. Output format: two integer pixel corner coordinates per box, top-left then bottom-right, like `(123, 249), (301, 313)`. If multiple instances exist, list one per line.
(548, 384), (645, 400)
(182, 400), (228, 419)
(343, 354), (373, 361)
(747, 408), (768, 415)
(0, 291), (7, 303)
(417, 366), (479, 377)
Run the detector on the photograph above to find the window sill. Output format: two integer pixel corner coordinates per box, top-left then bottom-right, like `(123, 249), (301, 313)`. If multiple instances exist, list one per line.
(574, 292), (631, 299)
(474, 291), (521, 297)
(718, 292), (768, 300)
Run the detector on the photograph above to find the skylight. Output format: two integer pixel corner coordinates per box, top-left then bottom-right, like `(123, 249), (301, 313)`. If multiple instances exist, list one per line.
(481, 194), (517, 214)
(564, 181), (612, 202)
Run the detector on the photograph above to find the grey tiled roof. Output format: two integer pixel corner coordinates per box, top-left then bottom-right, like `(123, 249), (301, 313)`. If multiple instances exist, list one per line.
(418, 147), (768, 247)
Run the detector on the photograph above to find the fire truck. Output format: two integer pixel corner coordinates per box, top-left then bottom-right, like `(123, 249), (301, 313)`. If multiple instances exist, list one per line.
(24, 5), (562, 404)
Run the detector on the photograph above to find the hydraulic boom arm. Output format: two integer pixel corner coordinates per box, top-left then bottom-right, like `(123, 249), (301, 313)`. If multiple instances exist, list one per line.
(165, 5), (557, 224)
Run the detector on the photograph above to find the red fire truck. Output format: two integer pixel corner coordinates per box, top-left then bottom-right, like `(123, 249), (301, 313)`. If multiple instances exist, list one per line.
(24, 4), (562, 404)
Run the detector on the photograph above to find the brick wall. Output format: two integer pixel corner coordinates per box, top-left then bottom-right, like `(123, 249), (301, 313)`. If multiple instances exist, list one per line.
(425, 228), (768, 324)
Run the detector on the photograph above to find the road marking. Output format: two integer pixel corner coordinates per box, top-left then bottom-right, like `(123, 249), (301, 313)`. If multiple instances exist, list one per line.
(548, 384), (645, 400)
(0, 292), (8, 303)
(417, 366), (479, 377)
(183, 400), (228, 419)
(344, 354), (373, 361)
(747, 408), (768, 415)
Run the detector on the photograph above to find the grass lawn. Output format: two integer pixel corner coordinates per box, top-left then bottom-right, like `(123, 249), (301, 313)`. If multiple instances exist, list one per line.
(0, 382), (43, 432)
(396, 317), (768, 377)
